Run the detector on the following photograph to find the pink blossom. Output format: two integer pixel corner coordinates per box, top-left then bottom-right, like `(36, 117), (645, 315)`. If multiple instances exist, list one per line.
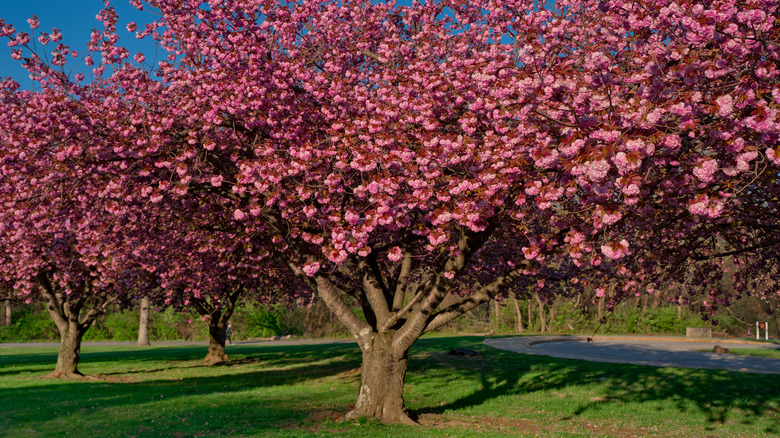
(688, 194), (724, 218)
(302, 261), (320, 277)
(522, 239), (540, 260)
(387, 246), (402, 262)
(233, 209), (246, 220)
(601, 239), (629, 259)
(716, 94), (734, 117)
(693, 159), (718, 183)
(585, 160), (610, 182)
(595, 288), (606, 298)
(767, 148), (780, 166)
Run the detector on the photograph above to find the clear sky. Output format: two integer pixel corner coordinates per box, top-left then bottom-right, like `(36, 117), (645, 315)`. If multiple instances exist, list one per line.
(1, 0), (157, 88)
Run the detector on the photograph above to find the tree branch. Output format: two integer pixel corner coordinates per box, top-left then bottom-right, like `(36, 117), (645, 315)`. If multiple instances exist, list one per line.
(423, 264), (530, 334)
(391, 251), (413, 312)
(314, 274), (371, 340)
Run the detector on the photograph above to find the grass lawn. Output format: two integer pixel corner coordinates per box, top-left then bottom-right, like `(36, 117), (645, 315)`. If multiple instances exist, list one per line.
(1, 336), (778, 437)
(728, 348), (780, 360)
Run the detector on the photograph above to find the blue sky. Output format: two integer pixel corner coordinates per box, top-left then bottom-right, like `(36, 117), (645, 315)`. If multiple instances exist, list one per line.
(1, 0), (156, 88)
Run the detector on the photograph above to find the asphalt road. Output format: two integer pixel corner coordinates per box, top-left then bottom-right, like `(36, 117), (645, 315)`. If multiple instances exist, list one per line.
(484, 336), (780, 374)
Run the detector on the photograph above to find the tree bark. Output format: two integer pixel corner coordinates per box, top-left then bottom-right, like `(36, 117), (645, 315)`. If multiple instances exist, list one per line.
(52, 321), (87, 377)
(37, 272), (109, 378)
(136, 296), (151, 346)
(347, 331), (414, 424)
(677, 296), (683, 320)
(204, 315), (229, 364)
(492, 299), (500, 331)
(3, 300), (10, 327)
(534, 293), (547, 333)
(598, 294), (605, 320)
(512, 296), (524, 333)
(191, 288), (242, 364)
(527, 299), (532, 331)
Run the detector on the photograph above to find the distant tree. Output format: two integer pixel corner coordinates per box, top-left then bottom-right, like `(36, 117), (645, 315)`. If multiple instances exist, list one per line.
(136, 296), (151, 346)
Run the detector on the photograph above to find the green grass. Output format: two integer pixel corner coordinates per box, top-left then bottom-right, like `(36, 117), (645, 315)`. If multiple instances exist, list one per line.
(1, 336), (779, 437)
(728, 348), (780, 360)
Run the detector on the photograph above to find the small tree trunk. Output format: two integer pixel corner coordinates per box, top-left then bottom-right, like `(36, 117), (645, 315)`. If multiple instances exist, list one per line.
(3, 300), (10, 327)
(651, 289), (661, 309)
(136, 297), (151, 346)
(492, 299), (501, 331)
(534, 293), (547, 333)
(527, 300), (532, 331)
(51, 321), (86, 377)
(204, 312), (229, 364)
(512, 296), (524, 333)
(677, 296), (683, 320)
(347, 331), (413, 424)
(548, 298), (557, 330)
(598, 295), (605, 320)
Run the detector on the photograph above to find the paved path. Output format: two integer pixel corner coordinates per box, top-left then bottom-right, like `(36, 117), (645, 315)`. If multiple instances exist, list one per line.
(485, 336), (780, 374)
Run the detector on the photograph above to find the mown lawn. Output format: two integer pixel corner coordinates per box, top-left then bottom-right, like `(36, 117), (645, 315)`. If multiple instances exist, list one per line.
(1, 336), (778, 437)
(728, 348), (780, 360)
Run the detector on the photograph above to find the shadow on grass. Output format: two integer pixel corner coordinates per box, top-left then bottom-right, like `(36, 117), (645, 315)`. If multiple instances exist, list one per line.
(0, 343), (363, 435)
(3, 336), (779, 435)
(412, 337), (780, 435)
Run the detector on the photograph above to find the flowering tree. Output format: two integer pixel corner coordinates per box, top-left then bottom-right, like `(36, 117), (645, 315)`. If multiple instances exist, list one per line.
(141, 221), (299, 363)
(0, 77), (159, 376)
(3, 0), (779, 422)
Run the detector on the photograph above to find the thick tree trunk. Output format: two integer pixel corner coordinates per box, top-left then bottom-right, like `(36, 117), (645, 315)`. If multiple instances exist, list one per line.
(136, 296), (151, 346)
(204, 315), (229, 364)
(347, 332), (413, 424)
(512, 296), (524, 333)
(51, 321), (86, 377)
(3, 300), (10, 327)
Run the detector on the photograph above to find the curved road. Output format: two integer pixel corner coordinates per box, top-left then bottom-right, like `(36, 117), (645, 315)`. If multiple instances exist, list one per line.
(485, 336), (780, 374)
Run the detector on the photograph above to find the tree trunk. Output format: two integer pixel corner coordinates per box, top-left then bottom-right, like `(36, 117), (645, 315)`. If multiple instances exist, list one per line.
(677, 296), (683, 320)
(3, 300), (10, 327)
(527, 299), (532, 331)
(492, 299), (500, 331)
(598, 295), (605, 320)
(534, 293), (547, 333)
(548, 298), (557, 330)
(512, 296), (524, 333)
(191, 289), (242, 364)
(204, 313), (229, 364)
(51, 321), (86, 377)
(347, 331), (413, 424)
(136, 296), (151, 346)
